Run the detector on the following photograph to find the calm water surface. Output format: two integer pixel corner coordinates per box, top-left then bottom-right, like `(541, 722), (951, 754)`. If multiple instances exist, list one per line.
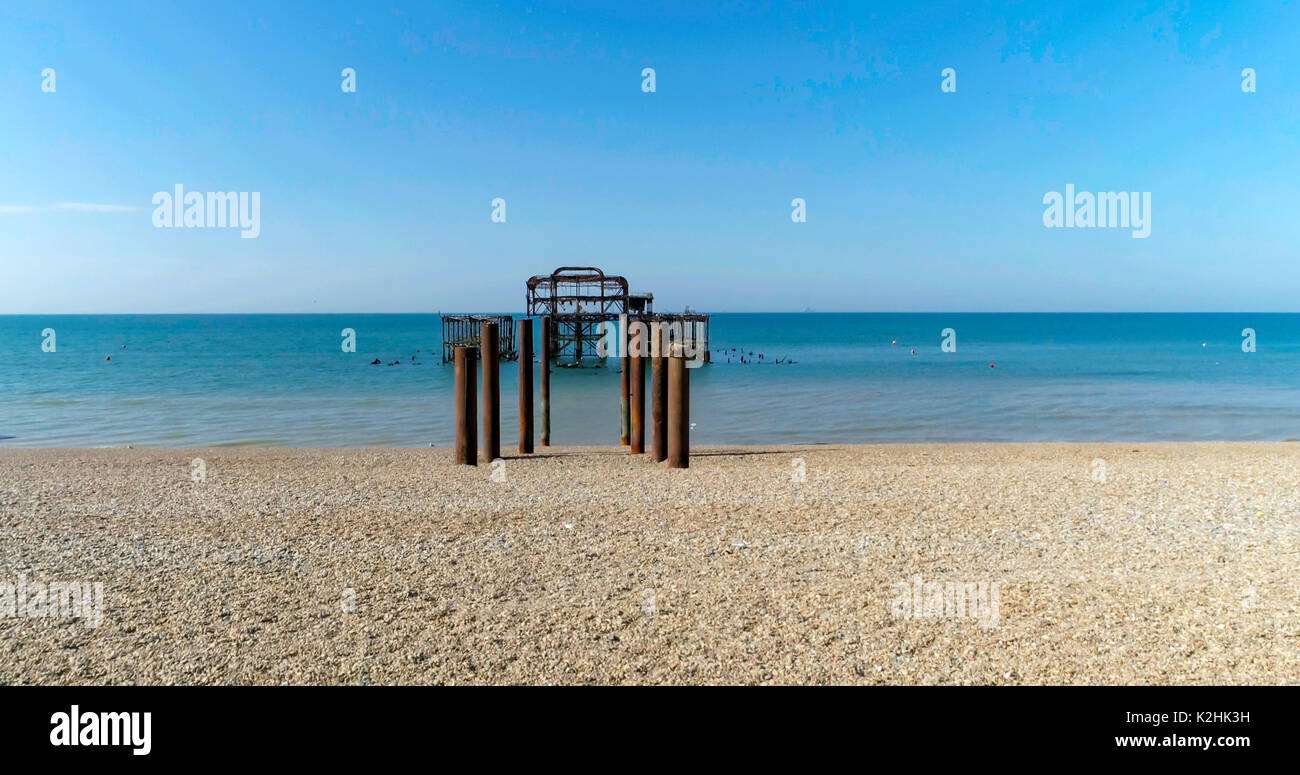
(2, 313), (1297, 446)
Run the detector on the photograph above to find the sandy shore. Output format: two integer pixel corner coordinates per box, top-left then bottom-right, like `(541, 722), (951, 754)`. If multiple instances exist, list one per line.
(1, 443), (1298, 685)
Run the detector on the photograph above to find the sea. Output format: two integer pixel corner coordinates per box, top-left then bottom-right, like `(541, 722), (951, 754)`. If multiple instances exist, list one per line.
(2, 313), (1298, 447)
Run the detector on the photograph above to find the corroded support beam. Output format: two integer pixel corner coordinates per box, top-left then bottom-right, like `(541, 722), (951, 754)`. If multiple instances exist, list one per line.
(667, 353), (689, 469)
(651, 324), (667, 462)
(518, 318), (534, 454)
(540, 316), (551, 446)
(619, 312), (629, 446)
(454, 346), (477, 465)
(481, 322), (500, 463)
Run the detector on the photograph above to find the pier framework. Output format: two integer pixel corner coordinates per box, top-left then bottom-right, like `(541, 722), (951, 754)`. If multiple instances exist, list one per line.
(441, 315), (516, 363)
(525, 266), (709, 365)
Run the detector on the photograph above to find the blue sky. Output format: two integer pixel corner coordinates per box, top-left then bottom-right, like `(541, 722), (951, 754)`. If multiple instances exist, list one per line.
(1, 1), (1297, 313)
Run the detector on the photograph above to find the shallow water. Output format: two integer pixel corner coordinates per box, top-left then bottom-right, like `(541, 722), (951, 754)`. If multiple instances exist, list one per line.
(2, 313), (1298, 446)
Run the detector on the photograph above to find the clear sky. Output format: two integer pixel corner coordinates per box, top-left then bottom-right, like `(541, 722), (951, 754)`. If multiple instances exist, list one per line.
(2, 1), (1297, 313)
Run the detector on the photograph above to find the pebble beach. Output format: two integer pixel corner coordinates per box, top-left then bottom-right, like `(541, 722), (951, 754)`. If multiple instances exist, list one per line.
(1, 443), (1298, 685)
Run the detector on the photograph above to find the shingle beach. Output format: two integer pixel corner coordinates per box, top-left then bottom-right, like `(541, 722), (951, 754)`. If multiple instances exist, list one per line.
(1, 443), (1297, 685)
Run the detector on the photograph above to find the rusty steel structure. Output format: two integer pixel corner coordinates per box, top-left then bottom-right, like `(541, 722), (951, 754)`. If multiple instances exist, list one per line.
(525, 266), (710, 366)
(480, 322), (501, 462)
(651, 326), (667, 462)
(453, 346), (477, 465)
(517, 318), (534, 454)
(540, 315), (552, 446)
(643, 312), (711, 364)
(448, 304), (694, 468)
(667, 354), (690, 468)
(441, 314), (516, 363)
(526, 267), (630, 364)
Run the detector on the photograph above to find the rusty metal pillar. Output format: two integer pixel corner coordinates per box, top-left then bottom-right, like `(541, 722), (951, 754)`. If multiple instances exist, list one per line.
(667, 353), (689, 469)
(629, 349), (645, 454)
(454, 346), (477, 465)
(540, 316), (551, 446)
(619, 313), (629, 446)
(518, 318), (534, 454)
(480, 322), (500, 463)
(651, 324), (667, 462)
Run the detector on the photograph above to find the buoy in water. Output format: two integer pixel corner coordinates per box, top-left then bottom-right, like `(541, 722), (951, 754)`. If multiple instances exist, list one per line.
(990, 363), (995, 369)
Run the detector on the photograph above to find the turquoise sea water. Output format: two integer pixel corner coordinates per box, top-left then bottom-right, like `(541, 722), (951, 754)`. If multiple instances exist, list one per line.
(2, 313), (1298, 447)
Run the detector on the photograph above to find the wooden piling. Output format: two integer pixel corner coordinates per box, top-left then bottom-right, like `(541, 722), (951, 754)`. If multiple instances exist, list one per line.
(481, 322), (500, 463)
(619, 313), (629, 446)
(517, 318), (534, 454)
(540, 316), (551, 446)
(651, 324), (667, 462)
(667, 353), (689, 469)
(454, 346), (477, 465)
